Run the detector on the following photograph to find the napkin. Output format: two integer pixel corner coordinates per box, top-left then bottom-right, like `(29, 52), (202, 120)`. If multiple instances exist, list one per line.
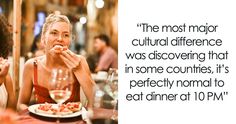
(81, 107), (92, 124)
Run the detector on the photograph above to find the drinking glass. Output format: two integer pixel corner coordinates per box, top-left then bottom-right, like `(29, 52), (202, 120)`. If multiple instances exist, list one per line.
(49, 68), (73, 123)
(49, 68), (73, 104)
(104, 68), (118, 120)
(105, 68), (118, 100)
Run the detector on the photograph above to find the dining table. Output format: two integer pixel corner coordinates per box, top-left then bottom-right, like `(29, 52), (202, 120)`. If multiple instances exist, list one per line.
(0, 72), (118, 124)
(1, 107), (117, 124)
(15, 108), (86, 124)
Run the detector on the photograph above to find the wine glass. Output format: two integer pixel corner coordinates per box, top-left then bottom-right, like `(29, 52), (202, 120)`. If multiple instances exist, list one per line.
(105, 68), (118, 100)
(48, 68), (73, 122)
(49, 68), (73, 104)
(104, 68), (118, 120)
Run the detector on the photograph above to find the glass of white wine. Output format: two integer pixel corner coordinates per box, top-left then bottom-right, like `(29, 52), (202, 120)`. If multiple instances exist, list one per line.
(49, 68), (73, 123)
(49, 68), (73, 104)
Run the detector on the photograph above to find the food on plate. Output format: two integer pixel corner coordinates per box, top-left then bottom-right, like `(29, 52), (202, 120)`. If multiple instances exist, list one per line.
(57, 104), (73, 115)
(65, 102), (82, 112)
(34, 102), (81, 115)
(35, 102), (54, 114)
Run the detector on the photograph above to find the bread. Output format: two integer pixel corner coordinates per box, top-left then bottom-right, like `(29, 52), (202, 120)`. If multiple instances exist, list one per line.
(65, 102), (81, 112)
(53, 45), (67, 53)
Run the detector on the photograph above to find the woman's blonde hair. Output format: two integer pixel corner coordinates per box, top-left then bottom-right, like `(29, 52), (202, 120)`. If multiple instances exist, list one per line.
(41, 13), (72, 36)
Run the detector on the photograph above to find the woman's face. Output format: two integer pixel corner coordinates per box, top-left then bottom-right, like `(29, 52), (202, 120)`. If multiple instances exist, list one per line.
(42, 21), (70, 55)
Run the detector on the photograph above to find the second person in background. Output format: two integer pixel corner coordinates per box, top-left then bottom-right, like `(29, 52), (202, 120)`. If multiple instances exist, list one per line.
(94, 34), (118, 72)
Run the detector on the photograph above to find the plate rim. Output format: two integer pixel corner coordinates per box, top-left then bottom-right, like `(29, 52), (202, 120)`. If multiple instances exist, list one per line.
(28, 103), (82, 118)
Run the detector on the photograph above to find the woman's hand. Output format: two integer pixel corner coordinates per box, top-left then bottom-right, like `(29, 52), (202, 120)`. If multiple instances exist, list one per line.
(0, 58), (10, 85)
(59, 49), (81, 71)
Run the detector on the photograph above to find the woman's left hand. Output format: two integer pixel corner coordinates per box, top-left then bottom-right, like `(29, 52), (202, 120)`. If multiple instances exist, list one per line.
(59, 49), (81, 71)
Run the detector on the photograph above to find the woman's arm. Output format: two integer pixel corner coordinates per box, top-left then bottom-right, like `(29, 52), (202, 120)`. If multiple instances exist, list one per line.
(73, 56), (95, 108)
(4, 74), (16, 110)
(17, 59), (34, 111)
(60, 50), (95, 108)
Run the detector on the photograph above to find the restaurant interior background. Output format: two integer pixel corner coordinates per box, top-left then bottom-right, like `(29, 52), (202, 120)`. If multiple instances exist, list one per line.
(0, 0), (118, 54)
(0, 0), (118, 92)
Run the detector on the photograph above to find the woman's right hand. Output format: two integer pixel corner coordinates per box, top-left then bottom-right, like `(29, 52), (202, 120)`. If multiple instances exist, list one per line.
(0, 57), (10, 85)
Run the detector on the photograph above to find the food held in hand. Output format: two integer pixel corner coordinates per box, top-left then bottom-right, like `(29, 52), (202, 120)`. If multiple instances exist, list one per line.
(53, 45), (67, 53)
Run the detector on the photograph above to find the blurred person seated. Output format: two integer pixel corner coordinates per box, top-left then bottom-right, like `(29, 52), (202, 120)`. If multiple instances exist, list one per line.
(0, 14), (16, 110)
(94, 34), (118, 72)
(30, 33), (45, 57)
(17, 12), (95, 111)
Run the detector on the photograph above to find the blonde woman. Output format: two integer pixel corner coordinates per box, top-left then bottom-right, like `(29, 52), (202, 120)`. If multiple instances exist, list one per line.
(18, 13), (95, 110)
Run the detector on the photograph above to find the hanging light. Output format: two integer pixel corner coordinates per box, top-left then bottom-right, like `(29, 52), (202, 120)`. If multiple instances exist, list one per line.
(0, 7), (2, 14)
(95, 0), (104, 9)
(80, 16), (87, 24)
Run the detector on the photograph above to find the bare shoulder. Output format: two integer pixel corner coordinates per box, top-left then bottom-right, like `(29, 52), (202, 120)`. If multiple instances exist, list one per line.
(24, 56), (45, 70)
(24, 58), (34, 70)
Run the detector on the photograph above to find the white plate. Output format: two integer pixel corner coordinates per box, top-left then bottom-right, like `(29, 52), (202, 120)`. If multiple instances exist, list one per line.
(28, 104), (82, 118)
